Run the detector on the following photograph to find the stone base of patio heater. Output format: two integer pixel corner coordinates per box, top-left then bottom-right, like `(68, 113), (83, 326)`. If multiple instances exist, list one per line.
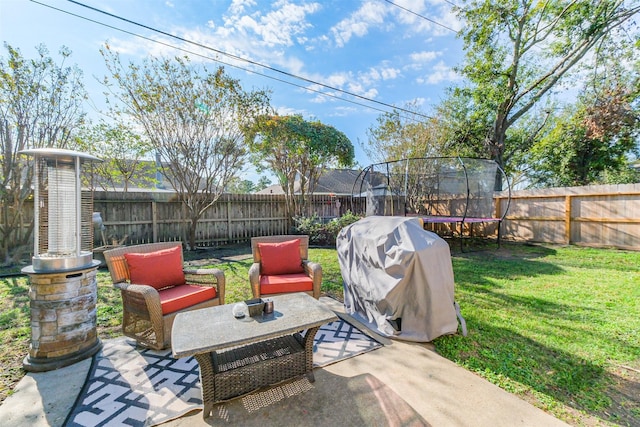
(22, 261), (103, 372)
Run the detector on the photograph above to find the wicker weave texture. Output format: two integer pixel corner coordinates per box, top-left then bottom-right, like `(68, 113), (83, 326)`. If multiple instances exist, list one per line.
(195, 329), (321, 418)
(212, 334), (306, 401)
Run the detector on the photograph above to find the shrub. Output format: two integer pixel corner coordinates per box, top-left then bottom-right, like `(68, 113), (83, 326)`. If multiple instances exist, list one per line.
(293, 211), (361, 246)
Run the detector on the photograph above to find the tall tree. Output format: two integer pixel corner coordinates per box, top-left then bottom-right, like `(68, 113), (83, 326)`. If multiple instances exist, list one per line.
(73, 121), (155, 192)
(364, 101), (446, 163)
(455, 0), (640, 187)
(0, 43), (86, 265)
(528, 67), (639, 186)
(101, 45), (270, 249)
(246, 114), (354, 219)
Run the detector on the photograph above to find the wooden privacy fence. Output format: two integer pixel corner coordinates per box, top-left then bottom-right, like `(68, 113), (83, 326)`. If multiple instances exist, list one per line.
(499, 183), (640, 250)
(92, 191), (351, 248)
(4, 184), (640, 256)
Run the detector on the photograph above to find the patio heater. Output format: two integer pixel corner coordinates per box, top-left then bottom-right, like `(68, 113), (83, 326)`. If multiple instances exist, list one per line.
(20, 148), (103, 372)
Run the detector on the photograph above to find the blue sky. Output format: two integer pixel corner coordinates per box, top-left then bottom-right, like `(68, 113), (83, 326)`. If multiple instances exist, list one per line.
(1, 0), (465, 177)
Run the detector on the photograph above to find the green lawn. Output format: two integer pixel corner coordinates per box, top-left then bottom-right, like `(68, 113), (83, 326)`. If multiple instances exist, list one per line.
(439, 244), (640, 425)
(1, 242), (638, 426)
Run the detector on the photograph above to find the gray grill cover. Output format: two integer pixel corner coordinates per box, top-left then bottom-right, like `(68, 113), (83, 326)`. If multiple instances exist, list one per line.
(337, 216), (459, 342)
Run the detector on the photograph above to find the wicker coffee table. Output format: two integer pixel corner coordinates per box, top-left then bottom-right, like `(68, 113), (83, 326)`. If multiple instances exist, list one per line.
(171, 292), (337, 418)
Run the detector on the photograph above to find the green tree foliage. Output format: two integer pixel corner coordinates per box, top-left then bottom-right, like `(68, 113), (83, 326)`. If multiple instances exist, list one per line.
(225, 176), (272, 193)
(364, 101), (447, 163)
(73, 122), (155, 192)
(255, 175), (272, 192)
(527, 32), (640, 187)
(455, 0), (640, 187)
(528, 86), (639, 186)
(246, 114), (354, 219)
(0, 43), (86, 265)
(225, 178), (258, 194)
(431, 89), (493, 159)
(100, 45), (271, 249)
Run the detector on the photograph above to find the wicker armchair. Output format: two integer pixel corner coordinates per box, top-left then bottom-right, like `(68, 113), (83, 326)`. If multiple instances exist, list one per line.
(104, 242), (225, 350)
(248, 235), (321, 299)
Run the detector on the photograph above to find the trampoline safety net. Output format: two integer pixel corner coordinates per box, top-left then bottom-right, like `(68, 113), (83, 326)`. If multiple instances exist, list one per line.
(351, 157), (510, 222)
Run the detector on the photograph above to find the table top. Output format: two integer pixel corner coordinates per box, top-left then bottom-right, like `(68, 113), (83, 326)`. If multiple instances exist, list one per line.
(172, 293), (338, 358)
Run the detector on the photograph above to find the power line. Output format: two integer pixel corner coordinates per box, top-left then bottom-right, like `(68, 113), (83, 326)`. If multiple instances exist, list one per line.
(30, 0), (430, 123)
(53, 0), (432, 121)
(382, 0), (458, 33)
(29, 0), (389, 115)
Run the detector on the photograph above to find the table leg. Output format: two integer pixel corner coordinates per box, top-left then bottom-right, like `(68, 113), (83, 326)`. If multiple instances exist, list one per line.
(302, 326), (320, 382)
(194, 353), (215, 419)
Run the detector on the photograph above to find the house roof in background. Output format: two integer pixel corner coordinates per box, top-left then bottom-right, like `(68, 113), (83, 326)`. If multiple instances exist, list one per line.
(255, 168), (361, 195)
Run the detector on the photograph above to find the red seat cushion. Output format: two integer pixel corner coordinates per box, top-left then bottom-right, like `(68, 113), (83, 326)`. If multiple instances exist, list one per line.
(158, 284), (216, 315)
(258, 239), (305, 275)
(259, 273), (313, 295)
(125, 246), (186, 290)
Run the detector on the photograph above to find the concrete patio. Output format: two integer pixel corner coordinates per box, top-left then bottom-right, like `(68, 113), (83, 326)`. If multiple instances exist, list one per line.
(0, 298), (568, 427)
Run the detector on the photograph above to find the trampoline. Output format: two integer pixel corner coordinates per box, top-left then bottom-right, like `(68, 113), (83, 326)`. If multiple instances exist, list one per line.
(351, 157), (511, 248)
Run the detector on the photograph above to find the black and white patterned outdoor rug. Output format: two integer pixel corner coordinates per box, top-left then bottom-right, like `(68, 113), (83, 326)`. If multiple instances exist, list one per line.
(64, 318), (382, 427)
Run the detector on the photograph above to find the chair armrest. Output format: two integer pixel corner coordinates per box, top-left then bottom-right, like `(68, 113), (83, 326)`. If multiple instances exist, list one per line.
(114, 282), (160, 302)
(114, 282), (162, 312)
(113, 282), (165, 343)
(183, 268), (226, 304)
(302, 260), (322, 299)
(248, 262), (261, 298)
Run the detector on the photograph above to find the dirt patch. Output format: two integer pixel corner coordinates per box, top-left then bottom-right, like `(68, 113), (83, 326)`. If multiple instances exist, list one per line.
(600, 363), (640, 426)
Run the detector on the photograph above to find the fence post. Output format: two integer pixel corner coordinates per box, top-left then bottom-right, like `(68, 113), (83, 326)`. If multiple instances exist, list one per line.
(152, 200), (158, 243)
(227, 196), (232, 244)
(564, 195), (572, 244)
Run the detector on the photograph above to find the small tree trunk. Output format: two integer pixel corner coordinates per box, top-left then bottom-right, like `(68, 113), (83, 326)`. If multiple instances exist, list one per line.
(188, 217), (198, 250)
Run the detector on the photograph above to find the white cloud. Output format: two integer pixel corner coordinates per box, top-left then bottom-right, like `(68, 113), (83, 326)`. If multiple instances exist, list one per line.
(417, 60), (461, 85)
(325, 72), (351, 88)
(330, 1), (387, 47)
(408, 97), (427, 107)
(410, 51), (440, 63)
(275, 105), (307, 116)
(404, 50), (442, 72)
(379, 67), (401, 80)
(347, 81), (378, 98)
(359, 63), (401, 86)
(229, 0), (257, 15)
(101, 0), (458, 121)
(223, 1), (321, 48)
(308, 89), (339, 104)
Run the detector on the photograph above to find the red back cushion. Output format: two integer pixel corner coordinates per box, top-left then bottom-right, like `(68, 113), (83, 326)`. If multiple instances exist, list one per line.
(258, 239), (305, 275)
(124, 246), (186, 290)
